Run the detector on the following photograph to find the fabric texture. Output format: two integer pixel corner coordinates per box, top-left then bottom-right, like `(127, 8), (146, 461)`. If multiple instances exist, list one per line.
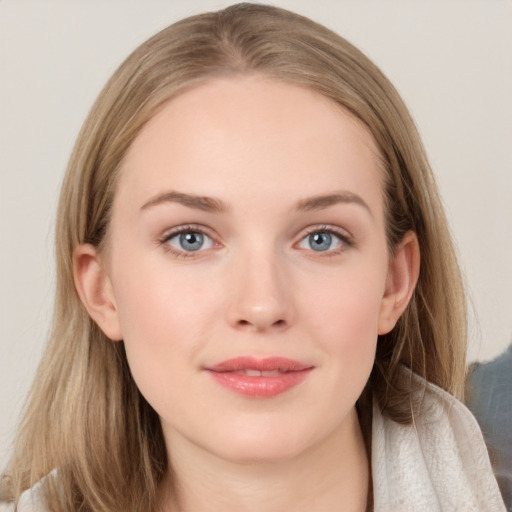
(372, 372), (506, 511)
(0, 477), (48, 512)
(1, 374), (506, 512)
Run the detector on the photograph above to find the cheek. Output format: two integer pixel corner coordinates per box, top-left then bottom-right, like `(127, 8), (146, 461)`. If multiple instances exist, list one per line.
(303, 264), (386, 340)
(299, 261), (387, 385)
(109, 258), (221, 400)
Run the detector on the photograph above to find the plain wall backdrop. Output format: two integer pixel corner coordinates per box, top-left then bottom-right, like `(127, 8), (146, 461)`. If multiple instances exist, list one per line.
(1, 0), (511, 468)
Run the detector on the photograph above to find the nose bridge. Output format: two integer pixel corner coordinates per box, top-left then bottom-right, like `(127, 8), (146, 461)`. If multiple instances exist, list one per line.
(227, 241), (293, 331)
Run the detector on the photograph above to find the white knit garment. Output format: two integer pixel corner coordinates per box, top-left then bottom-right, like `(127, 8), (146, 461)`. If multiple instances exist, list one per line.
(372, 376), (506, 511)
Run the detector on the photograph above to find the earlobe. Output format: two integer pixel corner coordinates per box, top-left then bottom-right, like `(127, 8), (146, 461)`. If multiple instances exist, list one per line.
(378, 231), (420, 335)
(73, 244), (123, 341)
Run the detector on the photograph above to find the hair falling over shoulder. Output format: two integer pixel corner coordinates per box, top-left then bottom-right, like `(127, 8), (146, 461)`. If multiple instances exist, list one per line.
(1, 3), (467, 510)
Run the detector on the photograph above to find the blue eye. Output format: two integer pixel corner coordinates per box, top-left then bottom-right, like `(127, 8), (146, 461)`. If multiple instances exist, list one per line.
(309, 232), (332, 251)
(166, 230), (214, 252)
(298, 230), (345, 252)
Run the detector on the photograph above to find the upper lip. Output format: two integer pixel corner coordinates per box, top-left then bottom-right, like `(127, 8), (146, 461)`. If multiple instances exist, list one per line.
(205, 356), (313, 373)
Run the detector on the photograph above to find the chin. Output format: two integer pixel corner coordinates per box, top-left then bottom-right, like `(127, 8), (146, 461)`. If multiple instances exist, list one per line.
(203, 422), (323, 465)
(215, 442), (307, 466)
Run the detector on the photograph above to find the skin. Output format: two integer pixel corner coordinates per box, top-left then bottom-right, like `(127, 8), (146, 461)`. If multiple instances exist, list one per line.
(74, 76), (419, 511)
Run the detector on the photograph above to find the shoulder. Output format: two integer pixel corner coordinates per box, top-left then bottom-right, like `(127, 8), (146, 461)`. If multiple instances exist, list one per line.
(0, 476), (50, 512)
(371, 370), (506, 511)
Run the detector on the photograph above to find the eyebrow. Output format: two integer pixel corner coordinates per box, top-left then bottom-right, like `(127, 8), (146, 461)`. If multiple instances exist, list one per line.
(140, 191), (228, 214)
(140, 189), (372, 216)
(296, 191), (372, 216)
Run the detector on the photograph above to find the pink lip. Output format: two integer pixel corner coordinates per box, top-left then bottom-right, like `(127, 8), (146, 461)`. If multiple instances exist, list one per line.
(204, 357), (314, 398)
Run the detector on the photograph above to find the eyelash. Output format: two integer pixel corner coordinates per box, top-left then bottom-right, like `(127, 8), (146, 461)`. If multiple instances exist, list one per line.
(158, 224), (354, 259)
(297, 225), (355, 256)
(158, 224), (218, 259)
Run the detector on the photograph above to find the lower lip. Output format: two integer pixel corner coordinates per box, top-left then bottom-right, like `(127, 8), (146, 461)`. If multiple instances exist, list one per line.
(206, 369), (312, 398)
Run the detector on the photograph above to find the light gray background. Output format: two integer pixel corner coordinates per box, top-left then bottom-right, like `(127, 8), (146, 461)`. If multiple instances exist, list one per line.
(1, 0), (511, 468)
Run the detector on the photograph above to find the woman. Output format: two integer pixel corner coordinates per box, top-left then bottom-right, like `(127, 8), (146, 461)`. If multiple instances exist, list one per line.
(0, 4), (505, 511)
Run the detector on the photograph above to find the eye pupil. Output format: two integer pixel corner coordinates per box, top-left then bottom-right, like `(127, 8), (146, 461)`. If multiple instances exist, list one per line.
(309, 232), (332, 251)
(180, 232), (204, 251)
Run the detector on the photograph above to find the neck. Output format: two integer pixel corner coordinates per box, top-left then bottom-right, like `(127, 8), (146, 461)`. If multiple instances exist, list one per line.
(156, 407), (369, 512)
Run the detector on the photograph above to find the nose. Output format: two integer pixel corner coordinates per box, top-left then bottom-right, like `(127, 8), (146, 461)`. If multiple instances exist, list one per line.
(226, 251), (294, 333)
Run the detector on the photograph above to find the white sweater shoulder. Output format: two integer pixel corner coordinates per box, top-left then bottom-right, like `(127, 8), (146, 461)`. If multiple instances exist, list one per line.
(0, 476), (49, 512)
(372, 372), (506, 511)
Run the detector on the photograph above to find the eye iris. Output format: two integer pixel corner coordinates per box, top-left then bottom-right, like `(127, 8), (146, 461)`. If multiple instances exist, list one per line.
(309, 232), (332, 251)
(179, 232), (204, 251)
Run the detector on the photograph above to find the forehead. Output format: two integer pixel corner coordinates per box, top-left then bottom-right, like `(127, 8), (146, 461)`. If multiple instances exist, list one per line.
(115, 76), (384, 216)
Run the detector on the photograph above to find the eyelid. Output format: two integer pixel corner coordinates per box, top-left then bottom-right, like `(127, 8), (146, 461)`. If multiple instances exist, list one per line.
(295, 224), (355, 253)
(158, 224), (221, 258)
(159, 223), (216, 241)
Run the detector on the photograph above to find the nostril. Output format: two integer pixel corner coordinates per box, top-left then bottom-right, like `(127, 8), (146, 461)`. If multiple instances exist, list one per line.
(235, 318), (287, 330)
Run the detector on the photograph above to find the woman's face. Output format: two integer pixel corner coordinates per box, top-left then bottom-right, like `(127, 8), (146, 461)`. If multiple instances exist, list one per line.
(89, 76), (407, 463)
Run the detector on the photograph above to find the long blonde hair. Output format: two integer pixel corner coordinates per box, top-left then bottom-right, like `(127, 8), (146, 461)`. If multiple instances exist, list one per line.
(1, 4), (466, 510)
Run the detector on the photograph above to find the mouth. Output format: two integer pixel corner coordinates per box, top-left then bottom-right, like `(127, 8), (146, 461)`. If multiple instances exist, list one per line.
(227, 369), (291, 376)
(204, 356), (314, 398)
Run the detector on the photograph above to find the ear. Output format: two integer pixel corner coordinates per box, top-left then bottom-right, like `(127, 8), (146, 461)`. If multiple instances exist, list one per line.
(73, 244), (123, 341)
(378, 231), (420, 335)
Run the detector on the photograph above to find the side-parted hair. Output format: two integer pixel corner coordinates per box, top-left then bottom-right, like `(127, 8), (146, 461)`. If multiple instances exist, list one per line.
(1, 4), (467, 511)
